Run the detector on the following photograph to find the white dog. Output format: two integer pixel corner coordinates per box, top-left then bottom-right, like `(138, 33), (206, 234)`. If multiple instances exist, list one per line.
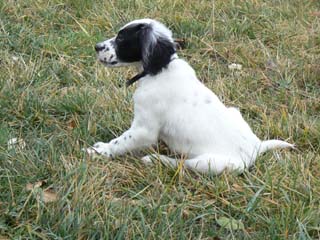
(87, 19), (293, 175)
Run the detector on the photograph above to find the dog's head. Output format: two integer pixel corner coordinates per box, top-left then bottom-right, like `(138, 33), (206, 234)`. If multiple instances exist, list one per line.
(95, 19), (176, 75)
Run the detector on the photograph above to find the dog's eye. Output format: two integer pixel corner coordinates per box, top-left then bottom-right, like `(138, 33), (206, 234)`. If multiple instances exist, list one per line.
(116, 35), (124, 43)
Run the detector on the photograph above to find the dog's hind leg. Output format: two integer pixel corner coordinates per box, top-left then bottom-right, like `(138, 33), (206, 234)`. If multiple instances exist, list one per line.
(142, 153), (246, 175)
(141, 154), (178, 167)
(184, 154), (246, 175)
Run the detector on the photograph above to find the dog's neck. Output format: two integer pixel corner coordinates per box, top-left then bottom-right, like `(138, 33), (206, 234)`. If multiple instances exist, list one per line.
(126, 54), (179, 87)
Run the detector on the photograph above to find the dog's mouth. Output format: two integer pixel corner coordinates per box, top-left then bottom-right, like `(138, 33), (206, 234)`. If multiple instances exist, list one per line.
(98, 58), (119, 67)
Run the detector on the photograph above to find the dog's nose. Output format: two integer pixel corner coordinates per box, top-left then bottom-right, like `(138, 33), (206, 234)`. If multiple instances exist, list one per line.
(95, 44), (105, 52)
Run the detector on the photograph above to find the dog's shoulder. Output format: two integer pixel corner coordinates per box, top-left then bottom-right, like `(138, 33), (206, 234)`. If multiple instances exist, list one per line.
(134, 58), (203, 103)
(168, 58), (196, 76)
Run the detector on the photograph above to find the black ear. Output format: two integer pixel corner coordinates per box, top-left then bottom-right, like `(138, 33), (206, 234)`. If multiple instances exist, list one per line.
(139, 25), (176, 75)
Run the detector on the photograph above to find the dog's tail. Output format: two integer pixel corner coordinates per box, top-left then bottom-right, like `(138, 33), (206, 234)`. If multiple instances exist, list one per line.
(258, 140), (294, 155)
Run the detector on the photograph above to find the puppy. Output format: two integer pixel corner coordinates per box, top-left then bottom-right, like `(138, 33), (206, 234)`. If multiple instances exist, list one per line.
(87, 19), (293, 175)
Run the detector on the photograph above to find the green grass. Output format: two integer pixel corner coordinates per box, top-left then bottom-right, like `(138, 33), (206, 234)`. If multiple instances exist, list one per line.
(1, 0), (319, 239)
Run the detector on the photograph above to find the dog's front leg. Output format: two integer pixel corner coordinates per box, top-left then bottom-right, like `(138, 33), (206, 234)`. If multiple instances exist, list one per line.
(86, 92), (161, 158)
(88, 126), (158, 158)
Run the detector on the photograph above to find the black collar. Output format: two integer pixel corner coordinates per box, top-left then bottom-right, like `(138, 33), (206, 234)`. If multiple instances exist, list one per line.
(125, 71), (147, 87)
(125, 55), (179, 87)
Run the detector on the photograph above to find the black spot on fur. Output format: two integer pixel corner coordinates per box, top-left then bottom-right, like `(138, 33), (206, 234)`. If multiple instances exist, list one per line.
(205, 98), (212, 104)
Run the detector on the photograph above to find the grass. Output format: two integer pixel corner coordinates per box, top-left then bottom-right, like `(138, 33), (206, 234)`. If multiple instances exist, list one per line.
(0, 0), (319, 239)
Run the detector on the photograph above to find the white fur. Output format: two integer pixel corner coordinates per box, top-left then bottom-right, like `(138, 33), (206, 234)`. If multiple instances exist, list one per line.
(88, 19), (293, 175)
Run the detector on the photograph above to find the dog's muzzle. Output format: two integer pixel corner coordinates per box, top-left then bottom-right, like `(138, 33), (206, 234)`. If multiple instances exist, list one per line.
(95, 39), (120, 66)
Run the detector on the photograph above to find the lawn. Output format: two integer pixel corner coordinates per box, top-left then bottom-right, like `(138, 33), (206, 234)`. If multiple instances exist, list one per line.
(0, 0), (319, 239)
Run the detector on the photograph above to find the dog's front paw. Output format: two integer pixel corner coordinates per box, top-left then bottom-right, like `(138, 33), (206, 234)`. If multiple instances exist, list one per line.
(93, 142), (113, 157)
(84, 142), (113, 158)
